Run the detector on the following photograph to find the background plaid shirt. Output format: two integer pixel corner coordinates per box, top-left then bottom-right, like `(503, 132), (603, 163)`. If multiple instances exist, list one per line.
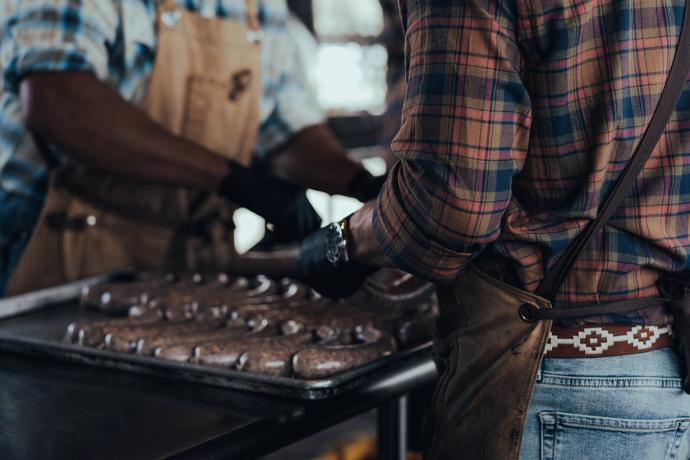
(0, 0), (323, 202)
(374, 0), (690, 324)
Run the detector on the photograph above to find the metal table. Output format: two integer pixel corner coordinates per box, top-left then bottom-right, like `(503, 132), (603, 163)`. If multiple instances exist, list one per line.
(0, 350), (436, 459)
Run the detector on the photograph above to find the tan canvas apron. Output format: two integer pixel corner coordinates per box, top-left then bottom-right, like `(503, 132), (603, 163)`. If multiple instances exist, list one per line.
(6, 0), (263, 295)
(424, 2), (690, 457)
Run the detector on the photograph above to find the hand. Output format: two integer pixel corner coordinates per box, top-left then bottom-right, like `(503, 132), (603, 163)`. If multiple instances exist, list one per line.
(297, 224), (377, 299)
(254, 192), (322, 249)
(217, 160), (321, 243)
(346, 169), (387, 202)
(273, 192), (322, 242)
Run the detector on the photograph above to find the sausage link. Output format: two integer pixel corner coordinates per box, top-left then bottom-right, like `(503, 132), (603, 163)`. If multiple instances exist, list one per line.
(134, 320), (236, 355)
(104, 320), (224, 353)
(292, 329), (397, 379)
(80, 278), (168, 313)
(236, 327), (328, 377)
(65, 313), (163, 346)
(194, 331), (312, 368)
(151, 328), (247, 360)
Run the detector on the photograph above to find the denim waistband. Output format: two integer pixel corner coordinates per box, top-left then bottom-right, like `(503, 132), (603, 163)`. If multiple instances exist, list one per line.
(540, 348), (683, 389)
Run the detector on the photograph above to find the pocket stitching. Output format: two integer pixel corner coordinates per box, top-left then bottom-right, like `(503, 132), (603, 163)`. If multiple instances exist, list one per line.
(668, 421), (690, 460)
(539, 374), (684, 389)
(544, 412), (690, 431)
(539, 412), (690, 460)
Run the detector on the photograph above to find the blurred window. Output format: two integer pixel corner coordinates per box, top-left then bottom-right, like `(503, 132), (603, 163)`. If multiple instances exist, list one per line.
(311, 0), (387, 114)
(313, 0), (383, 37)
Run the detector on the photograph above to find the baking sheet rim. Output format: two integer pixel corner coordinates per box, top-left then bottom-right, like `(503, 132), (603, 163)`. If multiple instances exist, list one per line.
(0, 333), (432, 399)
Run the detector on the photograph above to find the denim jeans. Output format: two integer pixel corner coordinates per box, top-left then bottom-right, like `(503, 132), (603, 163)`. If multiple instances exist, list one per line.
(0, 189), (43, 297)
(520, 348), (690, 459)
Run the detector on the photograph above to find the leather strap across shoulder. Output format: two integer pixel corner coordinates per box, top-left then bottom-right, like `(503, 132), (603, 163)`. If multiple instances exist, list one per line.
(536, 0), (690, 302)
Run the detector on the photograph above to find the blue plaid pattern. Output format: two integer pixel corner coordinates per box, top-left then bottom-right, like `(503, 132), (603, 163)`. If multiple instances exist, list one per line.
(0, 0), (323, 200)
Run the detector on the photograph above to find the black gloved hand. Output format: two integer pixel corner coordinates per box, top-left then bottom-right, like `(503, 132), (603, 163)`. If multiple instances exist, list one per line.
(346, 168), (387, 202)
(217, 160), (322, 243)
(274, 192), (322, 242)
(253, 192), (322, 250)
(297, 225), (377, 299)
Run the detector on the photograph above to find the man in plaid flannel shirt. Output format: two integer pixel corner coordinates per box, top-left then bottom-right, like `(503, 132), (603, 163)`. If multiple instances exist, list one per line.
(298, 0), (690, 457)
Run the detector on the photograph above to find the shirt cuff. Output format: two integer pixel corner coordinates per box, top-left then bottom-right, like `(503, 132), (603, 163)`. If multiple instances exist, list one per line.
(372, 162), (474, 284)
(3, 48), (101, 93)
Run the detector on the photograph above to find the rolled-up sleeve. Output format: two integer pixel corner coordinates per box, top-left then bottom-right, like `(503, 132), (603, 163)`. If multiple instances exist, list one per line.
(1, 0), (118, 93)
(373, 0), (532, 283)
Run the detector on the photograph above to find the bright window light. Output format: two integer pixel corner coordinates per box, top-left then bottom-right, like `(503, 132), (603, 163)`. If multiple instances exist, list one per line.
(315, 43), (388, 113)
(313, 0), (384, 37)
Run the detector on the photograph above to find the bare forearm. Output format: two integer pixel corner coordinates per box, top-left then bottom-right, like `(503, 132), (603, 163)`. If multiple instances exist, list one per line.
(265, 125), (362, 196)
(347, 201), (394, 267)
(20, 72), (228, 191)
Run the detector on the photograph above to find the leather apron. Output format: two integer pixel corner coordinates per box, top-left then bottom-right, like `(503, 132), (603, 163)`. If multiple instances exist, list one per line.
(427, 266), (552, 459)
(6, 0), (263, 295)
(425, 1), (690, 456)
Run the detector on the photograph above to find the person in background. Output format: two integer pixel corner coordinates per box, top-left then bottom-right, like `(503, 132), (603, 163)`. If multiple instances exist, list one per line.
(251, 8), (322, 251)
(0, 0), (385, 296)
(297, 0), (690, 458)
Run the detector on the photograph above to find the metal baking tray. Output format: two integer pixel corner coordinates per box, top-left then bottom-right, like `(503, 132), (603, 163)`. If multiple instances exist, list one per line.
(0, 273), (433, 400)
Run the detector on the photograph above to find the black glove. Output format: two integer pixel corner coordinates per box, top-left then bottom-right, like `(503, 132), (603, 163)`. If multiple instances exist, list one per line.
(346, 168), (387, 202)
(297, 225), (377, 299)
(254, 193), (322, 249)
(218, 160), (322, 243)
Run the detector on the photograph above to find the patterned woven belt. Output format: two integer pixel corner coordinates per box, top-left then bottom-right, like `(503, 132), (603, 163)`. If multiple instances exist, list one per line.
(544, 324), (673, 358)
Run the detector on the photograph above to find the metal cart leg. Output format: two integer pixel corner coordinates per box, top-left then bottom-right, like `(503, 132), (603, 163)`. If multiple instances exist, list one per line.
(377, 395), (408, 460)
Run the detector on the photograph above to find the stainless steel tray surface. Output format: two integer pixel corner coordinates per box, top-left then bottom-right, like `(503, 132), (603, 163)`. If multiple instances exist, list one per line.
(0, 274), (433, 400)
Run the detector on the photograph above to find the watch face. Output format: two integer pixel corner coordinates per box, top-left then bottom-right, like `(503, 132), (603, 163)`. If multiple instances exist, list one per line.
(325, 223), (342, 265)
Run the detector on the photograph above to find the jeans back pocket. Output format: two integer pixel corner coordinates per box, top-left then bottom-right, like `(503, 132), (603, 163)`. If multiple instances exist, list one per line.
(540, 412), (690, 460)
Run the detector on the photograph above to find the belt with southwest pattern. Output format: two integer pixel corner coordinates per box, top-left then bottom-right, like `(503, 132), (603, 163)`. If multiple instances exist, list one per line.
(545, 324), (673, 358)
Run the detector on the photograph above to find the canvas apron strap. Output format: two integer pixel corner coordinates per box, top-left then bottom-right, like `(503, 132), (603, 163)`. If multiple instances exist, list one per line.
(425, 1), (690, 459)
(6, 0), (263, 295)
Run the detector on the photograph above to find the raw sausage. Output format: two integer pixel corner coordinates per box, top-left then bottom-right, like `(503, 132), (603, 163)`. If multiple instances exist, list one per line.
(292, 329), (397, 379)
(194, 331), (313, 368)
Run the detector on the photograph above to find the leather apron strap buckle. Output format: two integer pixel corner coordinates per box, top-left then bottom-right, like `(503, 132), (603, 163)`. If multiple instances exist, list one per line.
(45, 211), (97, 232)
(518, 297), (668, 323)
(518, 303), (539, 323)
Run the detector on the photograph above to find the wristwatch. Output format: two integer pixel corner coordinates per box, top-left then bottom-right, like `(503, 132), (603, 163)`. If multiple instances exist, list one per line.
(325, 218), (350, 267)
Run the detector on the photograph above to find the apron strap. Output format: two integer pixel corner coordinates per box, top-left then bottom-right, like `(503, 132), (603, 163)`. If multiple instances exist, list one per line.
(246, 0), (261, 32)
(536, 0), (690, 301)
(157, 0), (262, 32)
(519, 297), (668, 322)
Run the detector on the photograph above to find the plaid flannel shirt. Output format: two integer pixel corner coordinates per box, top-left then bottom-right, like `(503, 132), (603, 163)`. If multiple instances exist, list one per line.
(0, 0), (323, 201)
(374, 0), (690, 324)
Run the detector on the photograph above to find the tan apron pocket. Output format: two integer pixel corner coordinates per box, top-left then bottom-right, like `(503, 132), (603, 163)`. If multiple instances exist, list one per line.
(183, 73), (259, 165)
